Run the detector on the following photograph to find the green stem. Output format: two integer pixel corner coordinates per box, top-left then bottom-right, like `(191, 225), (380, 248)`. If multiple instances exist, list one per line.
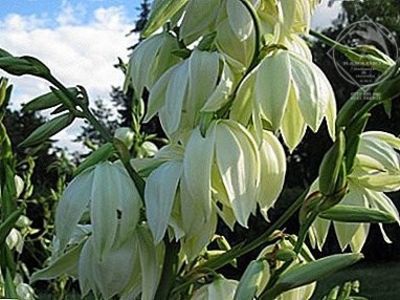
(218, 0), (262, 118)
(238, 0), (262, 69)
(154, 239), (180, 300)
(190, 187), (309, 273)
(47, 75), (147, 197)
(309, 29), (391, 72)
(261, 211), (319, 297)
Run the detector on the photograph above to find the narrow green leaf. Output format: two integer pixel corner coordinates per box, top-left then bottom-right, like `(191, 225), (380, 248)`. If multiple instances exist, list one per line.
(22, 88), (78, 112)
(19, 113), (74, 147)
(4, 268), (19, 298)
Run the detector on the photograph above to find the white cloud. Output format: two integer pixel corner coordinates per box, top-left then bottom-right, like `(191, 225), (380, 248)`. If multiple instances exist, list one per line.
(312, 0), (342, 29)
(0, 4), (138, 153)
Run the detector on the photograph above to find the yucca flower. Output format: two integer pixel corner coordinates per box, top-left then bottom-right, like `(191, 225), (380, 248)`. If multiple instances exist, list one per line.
(179, 0), (255, 70)
(141, 121), (285, 259)
(231, 49), (336, 151)
(55, 161), (142, 259)
(184, 120), (286, 227)
(126, 32), (181, 97)
(33, 223), (164, 300)
(145, 49), (235, 137)
(256, 0), (320, 37)
(78, 224), (164, 300)
(310, 131), (400, 252)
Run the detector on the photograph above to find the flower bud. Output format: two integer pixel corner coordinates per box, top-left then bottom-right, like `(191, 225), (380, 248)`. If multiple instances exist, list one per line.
(22, 88), (78, 112)
(19, 113), (74, 147)
(320, 205), (397, 224)
(266, 253), (363, 299)
(114, 127), (134, 149)
(319, 130), (346, 196)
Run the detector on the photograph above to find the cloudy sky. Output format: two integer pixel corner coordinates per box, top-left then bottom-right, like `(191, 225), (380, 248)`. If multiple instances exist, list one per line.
(0, 0), (342, 153)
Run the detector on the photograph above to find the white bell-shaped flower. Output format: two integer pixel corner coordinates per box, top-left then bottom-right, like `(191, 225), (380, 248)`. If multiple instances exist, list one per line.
(126, 32), (180, 97)
(184, 120), (286, 228)
(142, 144), (218, 260)
(55, 161), (142, 259)
(145, 50), (235, 137)
(78, 224), (165, 300)
(310, 131), (400, 252)
(231, 49), (336, 151)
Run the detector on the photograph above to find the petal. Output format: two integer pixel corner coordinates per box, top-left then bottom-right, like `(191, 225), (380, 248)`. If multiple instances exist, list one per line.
(144, 65), (176, 122)
(113, 163), (142, 244)
(256, 51), (291, 130)
(136, 225), (165, 300)
(184, 51), (220, 127)
(359, 132), (400, 171)
(334, 186), (368, 251)
(257, 131), (287, 220)
(226, 0), (254, 41)
(350, 223), (369, 253)
(55, 169), (94, 251)
(183, 125), (216, 218)
(145, 161), (182, 243)
(93, 236), (137, 299)
(230, 68), (257, 125)
(290, 53), (331, 131)
(281, 84), (307, 151)
(179, 0), (220, 44)
(215, 121), (259, 227)
(311, 217), (331, 251)
(201, 59), (235, 112)
(78, 239), (98, 297)
(182, 209), (217, 261)
(159, 62), (189, 134)
(90, 162), (119, 260)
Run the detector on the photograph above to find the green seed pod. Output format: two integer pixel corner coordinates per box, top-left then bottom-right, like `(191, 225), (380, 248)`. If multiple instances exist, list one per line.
(22, 88), (78, 112)
(0, 77), (8, 109)
(319, 205), (396, 224)
(319, 130), (346, 196)
(275, 248), (297, 262)
(74, 143), (115, 176)
(0, 55), (51, 78)
(19, 113), (74, 147)
(266, 253), (363, 299)
(114, 127), (135, 149)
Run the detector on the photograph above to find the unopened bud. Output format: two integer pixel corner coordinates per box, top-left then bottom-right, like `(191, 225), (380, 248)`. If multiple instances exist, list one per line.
(114, 127), (134, 149)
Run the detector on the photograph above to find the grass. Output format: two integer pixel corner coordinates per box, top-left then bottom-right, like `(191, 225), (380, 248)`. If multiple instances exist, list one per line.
(312, 260), (400, 299)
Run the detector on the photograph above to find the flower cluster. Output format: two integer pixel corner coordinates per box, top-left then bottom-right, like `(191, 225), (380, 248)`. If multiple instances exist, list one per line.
(310, 132), (400, 252)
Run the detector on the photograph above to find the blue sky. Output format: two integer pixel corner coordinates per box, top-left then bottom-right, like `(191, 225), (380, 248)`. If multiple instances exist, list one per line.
(0, 0), (142, 24)
(0, 0), (342, 153)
